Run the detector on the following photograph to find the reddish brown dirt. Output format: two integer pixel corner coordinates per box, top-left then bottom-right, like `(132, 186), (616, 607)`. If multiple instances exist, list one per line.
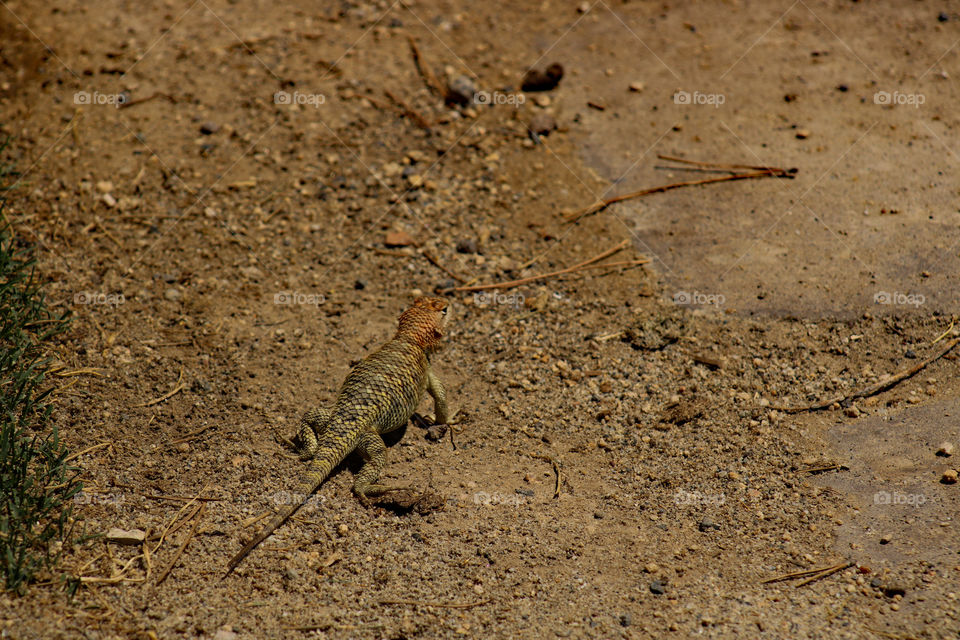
(1, 1), (958, 638)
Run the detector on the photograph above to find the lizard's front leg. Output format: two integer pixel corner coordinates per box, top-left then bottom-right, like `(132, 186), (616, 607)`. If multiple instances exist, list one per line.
(425, 367), (449, 426)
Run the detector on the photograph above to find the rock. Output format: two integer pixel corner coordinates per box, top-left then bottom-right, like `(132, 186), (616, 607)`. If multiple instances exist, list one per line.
(629, 81), (645, 92)
(214, 626), (239, 640)
(435, 278), (457, 292)
(698, 517), (720, 532)
(649, 579), (666, 595)
(836, 84), (849, 92)
(795, 128), (811, 139)
(354, 279), (366, 290)
(844, 406), (860, 418)
(941, 469), (958, 484)
(384, 230), (415, 247)
(425, 423), (448, 441)
(406, 174), (424, 188)
(164, 288), (182, 302)
(96, 180), (114, 193)
(239, 266), (263, 280)
(528, 113), (557, 137)
(106, 528), (146, 545)
(456, 238), (478, 254)
(521, 63), (564, 92)
(905, 349), (917, 359)
(200, 121), (219, 135)
(936, 442), (954, 457)
(619, 613), (631, 627)
(643, 563), (659, 574)
(882, 583), (907, 598)
(445, 75), (477, 106)
(879, 533), (893, 545)
(101, 193), (117, 208)
(938, 11), (949, 22)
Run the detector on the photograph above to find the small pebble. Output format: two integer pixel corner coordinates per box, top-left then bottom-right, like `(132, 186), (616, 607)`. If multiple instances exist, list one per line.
(629, 81), (644, 92)
(698, 517), (720, 532)
(164, 288), (182, 302)
(106, 528), (146, 545)
(445, 75), (477, 106)
(384, 230), (415, 247)
(795, 128), (811, 139)
(941, 469), (958, 484)
(528, 113), (557, 137)
(649, 580), (666, 595)
(643, 563), (658, 573)
(522, 63), (564, 92)
(200, 122), (219, 135)
(456, 238), (478, 254)
(836, 84), (849, 92)
(936, 442), (954, 457)
(844, 406), (860, 418)
(354, 279), (366, 290)
(880, 533), (893, 545)
(96, 180), (114, 193)
(938, 11), (949, 22)
(905, 349), (917, 359)
(619, 613), (631, 627)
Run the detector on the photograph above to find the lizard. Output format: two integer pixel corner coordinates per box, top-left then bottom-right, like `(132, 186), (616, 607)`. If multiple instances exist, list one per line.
(225, 296), (451, 575)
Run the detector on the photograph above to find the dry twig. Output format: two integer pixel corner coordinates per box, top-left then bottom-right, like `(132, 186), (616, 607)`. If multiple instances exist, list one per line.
(379, 599), (490, 609)
(136, 367), (185, 407)
(772, 337), (960, 412)
(407, 37), (445, 97)
(441, 239), (644, 293)
(564, 169), (793, 223)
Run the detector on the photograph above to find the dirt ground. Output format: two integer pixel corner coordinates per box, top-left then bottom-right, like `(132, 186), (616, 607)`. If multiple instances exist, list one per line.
(2, 1), (959, 638)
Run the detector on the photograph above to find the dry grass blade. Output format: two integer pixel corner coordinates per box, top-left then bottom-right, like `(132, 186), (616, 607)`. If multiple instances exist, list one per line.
(441, 239), (642, 293)
(156, 503), (205, 584)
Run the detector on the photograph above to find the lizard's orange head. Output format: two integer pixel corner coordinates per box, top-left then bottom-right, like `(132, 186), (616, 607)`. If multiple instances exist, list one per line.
(396, 296), (449, 352)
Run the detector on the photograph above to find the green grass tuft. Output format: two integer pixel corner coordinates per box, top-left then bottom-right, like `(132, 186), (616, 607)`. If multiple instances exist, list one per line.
(0, 140), (81, 595)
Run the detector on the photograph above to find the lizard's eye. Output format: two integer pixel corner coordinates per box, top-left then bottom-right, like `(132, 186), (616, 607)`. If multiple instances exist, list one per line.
(441, 307), (448, 315)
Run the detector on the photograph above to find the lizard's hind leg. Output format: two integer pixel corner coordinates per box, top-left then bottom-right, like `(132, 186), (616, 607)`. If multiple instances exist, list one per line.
(352, 431), (411, 504)
(293, 407), (331, 460)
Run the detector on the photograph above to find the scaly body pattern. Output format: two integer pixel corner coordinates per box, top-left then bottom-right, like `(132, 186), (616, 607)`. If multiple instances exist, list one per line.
(225, 297), (450, 575)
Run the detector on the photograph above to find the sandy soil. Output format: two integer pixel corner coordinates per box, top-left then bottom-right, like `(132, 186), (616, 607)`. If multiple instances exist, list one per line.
(1, 1), (958, 638)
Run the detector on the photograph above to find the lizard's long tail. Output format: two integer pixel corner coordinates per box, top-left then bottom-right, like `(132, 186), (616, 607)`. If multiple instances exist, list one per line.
(224, 432), (356, 576)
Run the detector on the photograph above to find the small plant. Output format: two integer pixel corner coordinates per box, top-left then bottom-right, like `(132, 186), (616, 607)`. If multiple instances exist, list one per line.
(0, 144), (80, 594)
